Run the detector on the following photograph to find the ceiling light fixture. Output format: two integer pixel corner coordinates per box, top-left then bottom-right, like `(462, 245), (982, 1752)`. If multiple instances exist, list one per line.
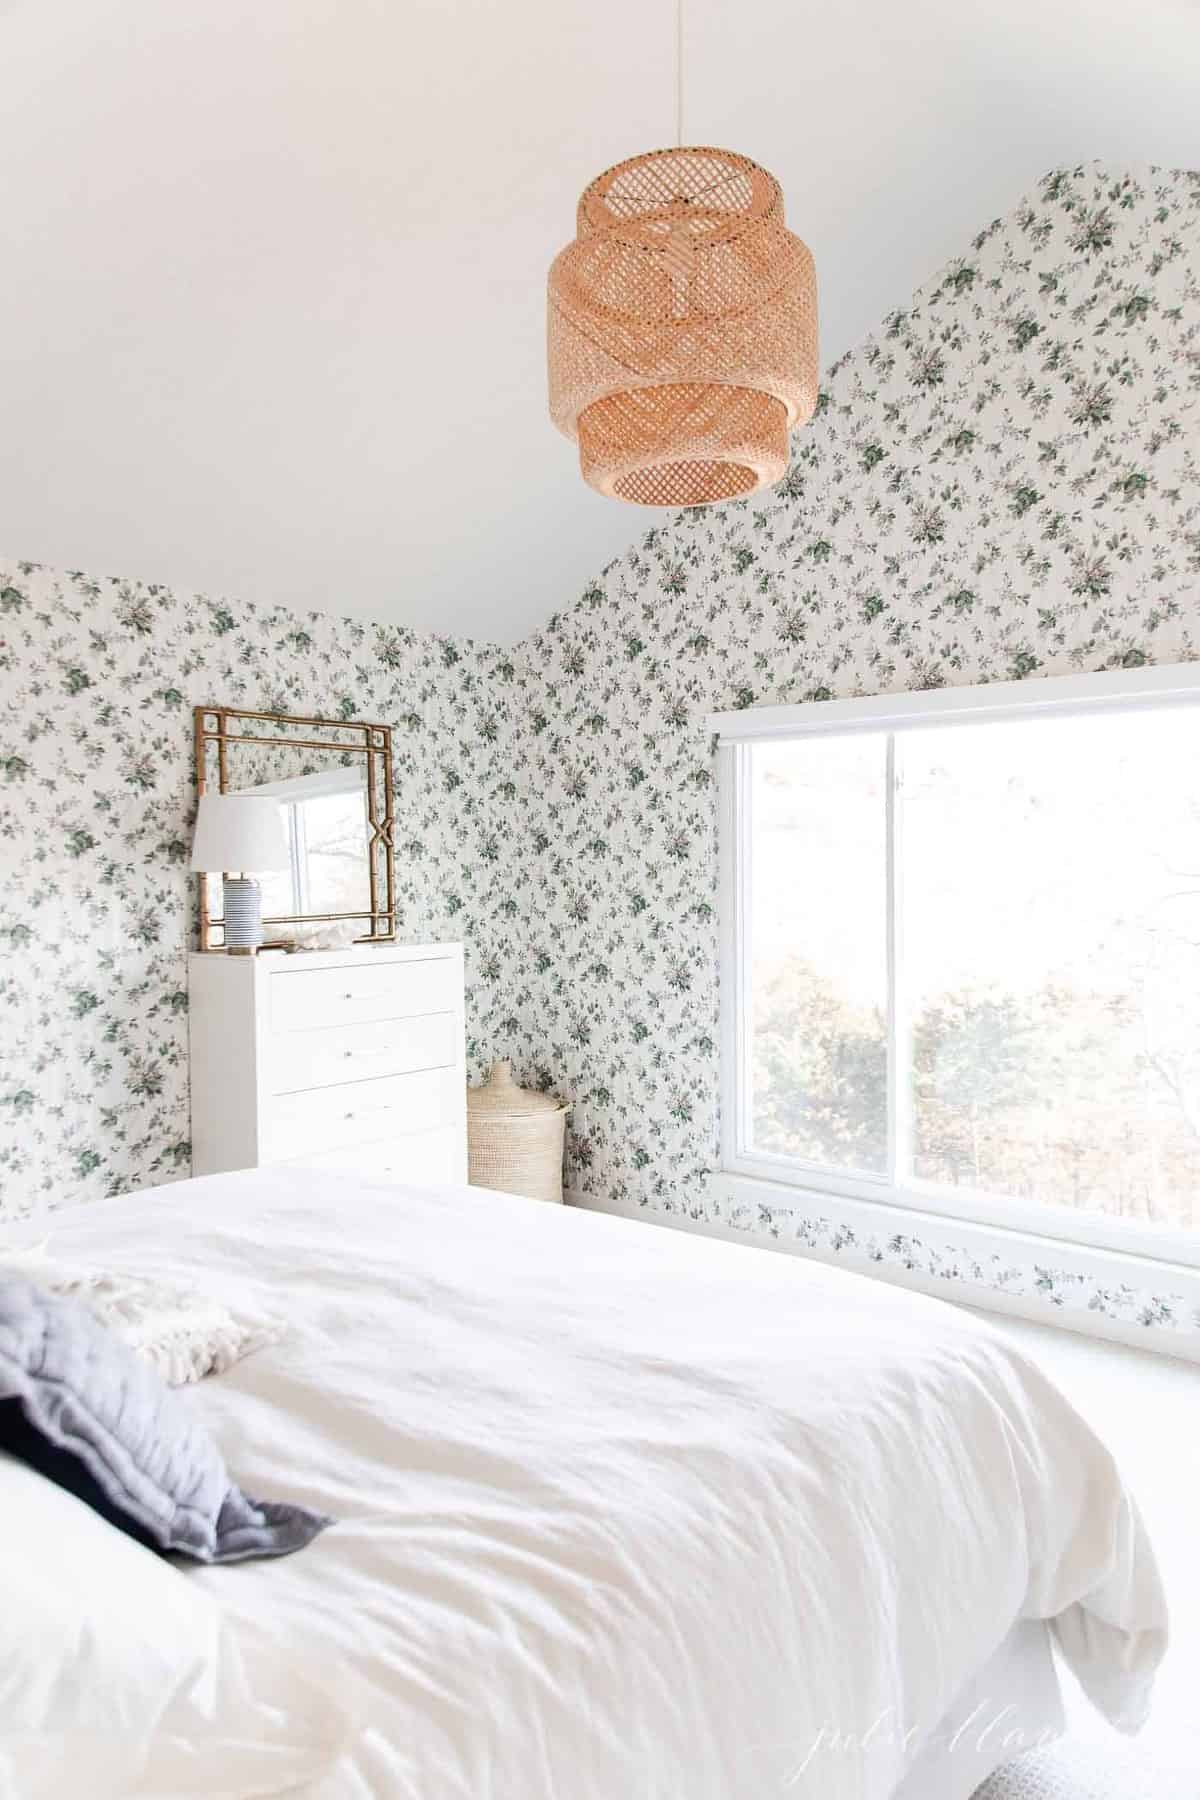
(546, 1), (818, 508)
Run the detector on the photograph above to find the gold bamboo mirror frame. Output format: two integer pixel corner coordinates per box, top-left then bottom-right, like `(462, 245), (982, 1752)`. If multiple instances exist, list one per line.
(194, 706), (396, 952)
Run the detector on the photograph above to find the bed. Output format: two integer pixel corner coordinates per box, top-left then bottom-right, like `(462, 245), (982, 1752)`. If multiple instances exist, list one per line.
(0, 1169), (1166, 1799)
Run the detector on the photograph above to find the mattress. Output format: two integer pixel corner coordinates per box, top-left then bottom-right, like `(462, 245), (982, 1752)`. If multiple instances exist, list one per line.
(4, 1170), (1167, 1799)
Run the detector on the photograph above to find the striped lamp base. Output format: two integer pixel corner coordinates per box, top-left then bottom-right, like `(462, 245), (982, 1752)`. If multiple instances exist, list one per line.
(222, 876), (263, 951)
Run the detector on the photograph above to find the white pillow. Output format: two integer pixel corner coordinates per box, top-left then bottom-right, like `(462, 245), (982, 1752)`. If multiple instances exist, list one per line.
(0, 1454), (360, 1798)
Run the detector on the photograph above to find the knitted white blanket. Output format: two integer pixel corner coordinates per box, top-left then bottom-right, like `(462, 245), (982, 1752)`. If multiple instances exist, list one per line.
(0, 1242), (280, 1386)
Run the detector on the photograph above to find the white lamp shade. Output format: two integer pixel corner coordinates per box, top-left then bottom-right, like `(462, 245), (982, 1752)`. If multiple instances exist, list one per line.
(189, 793), (290, 874)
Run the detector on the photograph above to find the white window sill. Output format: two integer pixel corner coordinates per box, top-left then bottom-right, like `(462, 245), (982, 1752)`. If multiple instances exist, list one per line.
(568, 1174), (1200, 1364)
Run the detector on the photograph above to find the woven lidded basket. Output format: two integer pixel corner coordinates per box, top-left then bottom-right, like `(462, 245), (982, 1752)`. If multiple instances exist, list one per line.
(467, 1060), (569, 1205)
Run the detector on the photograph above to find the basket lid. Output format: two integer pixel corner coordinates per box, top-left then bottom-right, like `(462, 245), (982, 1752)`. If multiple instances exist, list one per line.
(467, 1059), (567, 1118)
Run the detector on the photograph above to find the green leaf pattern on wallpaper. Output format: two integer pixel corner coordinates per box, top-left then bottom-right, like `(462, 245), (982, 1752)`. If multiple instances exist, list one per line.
(0, 580), (518, 1209)
(1, 162), (1198, 1338)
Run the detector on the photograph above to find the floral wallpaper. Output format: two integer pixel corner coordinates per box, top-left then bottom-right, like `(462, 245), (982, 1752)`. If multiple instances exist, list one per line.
(500, 159), (1200, 1344)
(2, 159), (1199, 1348)
(0, 563), (519, 1213)
(713, 1194), (1199, 1338)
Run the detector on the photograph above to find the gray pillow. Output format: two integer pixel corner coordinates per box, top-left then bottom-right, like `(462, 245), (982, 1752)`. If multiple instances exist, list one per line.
(0, 1276), (331, 1563)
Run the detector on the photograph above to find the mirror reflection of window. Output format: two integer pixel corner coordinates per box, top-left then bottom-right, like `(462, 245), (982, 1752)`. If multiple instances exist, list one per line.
(240, 767), (370, 921)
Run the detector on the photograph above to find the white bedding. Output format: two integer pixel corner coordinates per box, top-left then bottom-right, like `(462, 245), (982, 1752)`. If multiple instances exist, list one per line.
(10, 1170), (1166, 1799)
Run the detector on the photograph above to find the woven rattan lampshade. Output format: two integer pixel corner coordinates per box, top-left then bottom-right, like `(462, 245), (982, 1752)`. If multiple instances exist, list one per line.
(547, 146), (817, 507)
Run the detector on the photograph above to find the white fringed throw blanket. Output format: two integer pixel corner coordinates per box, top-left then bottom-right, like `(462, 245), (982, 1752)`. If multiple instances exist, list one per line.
(0, 1242), (280, 1385)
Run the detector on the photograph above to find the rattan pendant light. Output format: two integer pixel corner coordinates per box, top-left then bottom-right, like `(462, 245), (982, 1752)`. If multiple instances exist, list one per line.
(546, 8), (818, 507)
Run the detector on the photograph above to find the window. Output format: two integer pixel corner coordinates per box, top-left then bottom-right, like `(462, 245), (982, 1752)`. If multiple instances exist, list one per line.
(717, 666), (1200, 1260)
(241, 768), (371, 920)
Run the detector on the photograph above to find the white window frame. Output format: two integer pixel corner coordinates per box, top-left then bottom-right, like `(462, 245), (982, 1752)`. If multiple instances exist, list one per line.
(713, 662), (1200, 1274)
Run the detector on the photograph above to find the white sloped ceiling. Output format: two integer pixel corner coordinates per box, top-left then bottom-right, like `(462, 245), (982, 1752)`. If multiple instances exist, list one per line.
(0, 0), (1197, 642)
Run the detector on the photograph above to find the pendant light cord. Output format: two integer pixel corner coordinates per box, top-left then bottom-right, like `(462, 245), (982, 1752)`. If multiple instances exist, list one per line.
(675, 0), (684, 147)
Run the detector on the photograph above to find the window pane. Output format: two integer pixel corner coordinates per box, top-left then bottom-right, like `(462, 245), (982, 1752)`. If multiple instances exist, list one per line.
(903, 710), (1200, 1230)
(256, 788), (371, 921)
(748, 737), (888, 1173)
(301, 790), (371, 914)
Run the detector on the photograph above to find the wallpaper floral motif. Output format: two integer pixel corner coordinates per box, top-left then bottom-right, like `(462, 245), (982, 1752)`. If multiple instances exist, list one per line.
(0, 564), (518, 1213)
(715, 1197), (1198, 1336)
(500, 159), (1200, 1341)
(2, 160), (1198, 1349)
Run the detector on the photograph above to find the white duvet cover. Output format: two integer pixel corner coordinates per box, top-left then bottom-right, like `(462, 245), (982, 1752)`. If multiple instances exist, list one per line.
(12, 1171), (1166, 1799)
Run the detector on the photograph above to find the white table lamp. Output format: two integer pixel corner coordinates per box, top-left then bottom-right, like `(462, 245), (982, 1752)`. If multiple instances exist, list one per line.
(190, 793), (290, 953)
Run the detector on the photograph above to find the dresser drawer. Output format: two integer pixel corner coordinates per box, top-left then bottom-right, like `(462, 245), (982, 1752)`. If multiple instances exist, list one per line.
(268, 1012), (458, 1096)
(270, 957), (458, 1034)
(286, 1124), (465, 1186)
(261, 1066), (460, 1162)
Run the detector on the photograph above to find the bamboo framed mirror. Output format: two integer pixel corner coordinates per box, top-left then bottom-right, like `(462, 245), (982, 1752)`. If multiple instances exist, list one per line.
(194, 706), (396, 951)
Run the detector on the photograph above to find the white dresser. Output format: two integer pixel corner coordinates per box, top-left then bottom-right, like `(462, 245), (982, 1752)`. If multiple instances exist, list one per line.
(188, 944), (467, 1185)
